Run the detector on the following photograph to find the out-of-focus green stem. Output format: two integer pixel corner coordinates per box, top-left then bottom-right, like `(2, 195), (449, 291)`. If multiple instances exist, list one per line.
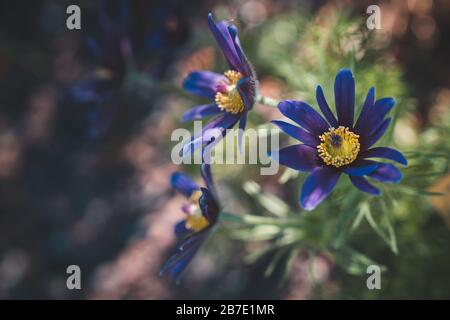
(256, 95), (279, 108)
(220, 212), (314, 229)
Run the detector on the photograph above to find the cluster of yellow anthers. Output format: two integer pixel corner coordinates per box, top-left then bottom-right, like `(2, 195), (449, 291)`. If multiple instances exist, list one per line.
(317, 126), (360, 168)
(215, 70), (245, 114)
(184, 190), (210, 232)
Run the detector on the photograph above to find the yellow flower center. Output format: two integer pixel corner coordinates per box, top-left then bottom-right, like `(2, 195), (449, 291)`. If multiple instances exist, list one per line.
(215, 70), (245, 114)
(189, 190), (202, 203)
(317, 126), (360, 168)
(185, 214), (210, 232)
(184, 190), (209, 232)
(95, 68), (114, 79)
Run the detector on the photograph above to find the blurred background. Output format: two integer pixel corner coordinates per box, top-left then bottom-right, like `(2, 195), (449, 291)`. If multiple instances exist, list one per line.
(0, 0), (449, 299)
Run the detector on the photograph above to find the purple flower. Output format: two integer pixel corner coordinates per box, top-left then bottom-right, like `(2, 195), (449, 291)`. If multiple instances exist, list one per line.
(182, 13), (257, 155)
(65, 0), (134, 140)
(160, 164), (220, 282)
(272, 69), (407, 211)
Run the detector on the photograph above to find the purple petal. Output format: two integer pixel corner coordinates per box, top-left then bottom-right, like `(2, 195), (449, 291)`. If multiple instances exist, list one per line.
(182, 104), (223, 122)
(182, 113), (239, 157)
(271, 120), (319, 147)
(278, 100), (329, 136)
(237, 77), (256, 111)
(353, 87), (375, 132)
(67, 78), (114, 103)
(183, 71), (225, 99)
(316, 85), (338, 127)
(271, 144), (319, 172)
(208, 13), (242, 72)
(174, 220), (190, 238)
(361, 147), (407, 165)
(334, 69), (355, 128)
(367, 163), (402, 183)
(364, 117), (392, 149)
(237, 111), (248, 152)
(178, 231), (207, 251)
(200, 163), (215, 194)
(357, 98), (395, 136)
(343, 160), (380, 176)
(300, 166), (341, 211)
(349, 176), (381, 195)
(160, 232), (207, 282)
(198, 187), (220, 223)
(227, 24), (253, 76)
(171, 172), (199, 197)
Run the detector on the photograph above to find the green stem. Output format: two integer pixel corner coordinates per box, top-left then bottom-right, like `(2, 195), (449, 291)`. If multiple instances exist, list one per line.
(256, 94), (279, 108)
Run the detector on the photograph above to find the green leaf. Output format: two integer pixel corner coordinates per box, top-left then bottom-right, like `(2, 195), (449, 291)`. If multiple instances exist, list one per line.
(279, 168), (299, 183)
(332, 193), (360, 248)
(220, 212), (245, 224)
(360, 202), (398, 255)
(350, 207), (366, 232)
(380, 198), (399, 255)
(243, 180), (289, 217)
(230, 225), (281, 241)
(279, 248), (300, 285)
(331, 246), (386, 276)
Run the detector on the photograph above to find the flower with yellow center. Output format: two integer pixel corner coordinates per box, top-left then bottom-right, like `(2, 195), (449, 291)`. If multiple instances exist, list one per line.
(271, 70), (407, 212)
(180, 13), (257, 160)
(184, 190), (209, 232)
(215, 70), (245, 114)
(317, 126), (360, 168)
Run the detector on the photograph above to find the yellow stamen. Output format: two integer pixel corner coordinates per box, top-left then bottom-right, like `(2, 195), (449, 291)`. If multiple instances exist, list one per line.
(185, 214), (209, 232)
(215, 70), (244, 114)
(184, 190), (209, 232)
(189, 190), (202, 204)
(317, 126), (360, 168)
(95, 68), (114, 79)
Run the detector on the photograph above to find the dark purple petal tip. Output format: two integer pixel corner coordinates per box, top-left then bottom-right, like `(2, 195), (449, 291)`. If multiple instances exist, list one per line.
(343, 162), (380, 177)
(237, 77), (256, 111)
(170, 172), (199, 197)
(362, 147), (408, 166)
(334, 68), (355, 128)
(183, 71), (224, 99)
(354, 86), (375, 132)
(349, 176), (381, 195)
(300, 167), (341, 211)
(271, 144), (319, 172)
(271, 120), (319, 147)
(207, 13), (243, 72)
(174, 220), (190, 238)
(182, 104), (222, 122)
(316, 85), (338, 127)
(368, 163), (403, 183)
(278, 100), (329, 136)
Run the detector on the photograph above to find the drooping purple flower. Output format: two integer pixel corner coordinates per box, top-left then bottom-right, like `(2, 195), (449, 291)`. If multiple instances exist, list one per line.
(272, 69), (407, 210)
(66, 0), (190, 140)
(160, 164), (220, 282)
(182, 13), (257, 155)
(63, 0), (136, 141)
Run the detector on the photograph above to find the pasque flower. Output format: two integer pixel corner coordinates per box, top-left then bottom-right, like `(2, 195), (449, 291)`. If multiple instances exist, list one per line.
(65, 0), (134, 139)
(272, 69), (407, 210)
(67, 0), (189, 139)
(182, 13), (257, 155)
(160, 164), (220, 282)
